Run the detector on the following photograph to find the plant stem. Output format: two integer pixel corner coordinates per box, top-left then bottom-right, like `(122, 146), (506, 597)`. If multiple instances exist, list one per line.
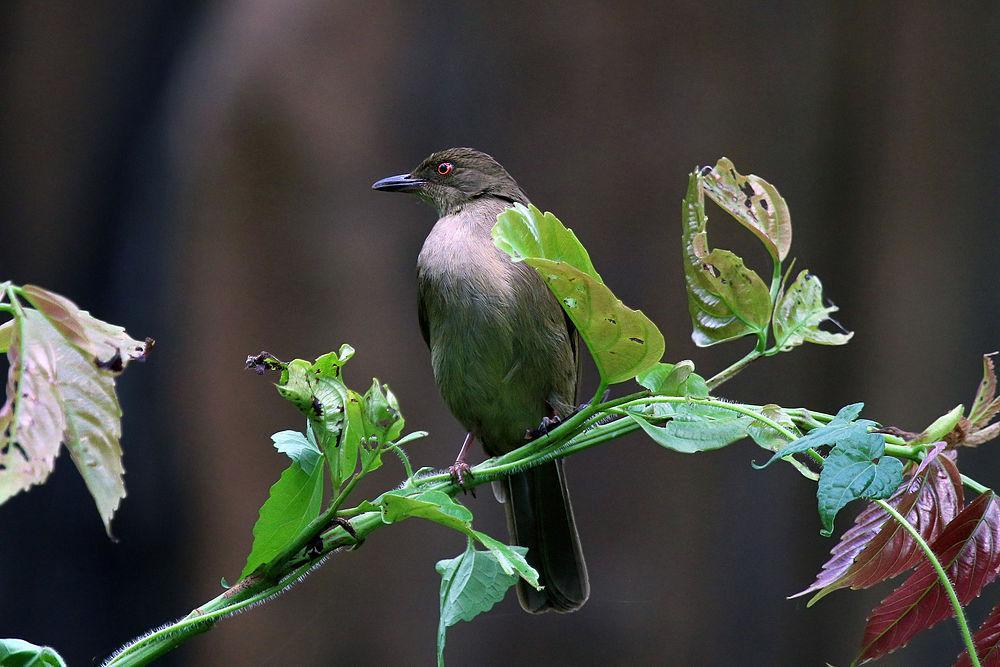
(706, 348), (762, 390)
(872, 499), (981, 667)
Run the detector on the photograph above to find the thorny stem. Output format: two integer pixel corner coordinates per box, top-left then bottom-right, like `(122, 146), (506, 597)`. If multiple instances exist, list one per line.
(104, 391), (995, 666)
(872, 499), (981, 667)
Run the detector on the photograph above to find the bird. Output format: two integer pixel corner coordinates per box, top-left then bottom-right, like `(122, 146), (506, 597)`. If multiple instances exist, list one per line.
(372, 148), (589, 613)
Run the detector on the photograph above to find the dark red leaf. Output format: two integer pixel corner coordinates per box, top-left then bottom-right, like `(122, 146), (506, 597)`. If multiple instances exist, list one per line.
(794, 454), (963, 605)
(858, 491), (1000, 663)
(955, 602), (1000, 667)
(970, 353), (1000, 428)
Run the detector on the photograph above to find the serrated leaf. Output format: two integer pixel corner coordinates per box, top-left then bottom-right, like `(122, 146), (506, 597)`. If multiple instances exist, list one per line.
(755, 403), (870, 469)
(817, 431), (902, 537)
(701, 157), (792, 261)
(772, 270), (852, 352)
(271, 430), (321, 474)
(1, 313), (65, 505)
(2, 311), (131, 535)
(682, 172), (772, 347)
(628, 403), (750, 454)
(970, 353), (1000, 429)
(240, 458), (325, 578)
(635, 361), (709, 398)
(493, 203), (664, 384)
(436, 540), (520, 667)
(796, 453), (963, 605)
(0, 638), (67, 666)
(858, 492), (1000, 663)
(21, 284), (151, 370)
(379, 490), (473, 533)
(955, 602), (1000, 667)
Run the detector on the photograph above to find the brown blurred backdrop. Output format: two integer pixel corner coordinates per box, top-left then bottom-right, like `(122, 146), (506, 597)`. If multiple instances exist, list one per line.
(1, 2), (998, 665)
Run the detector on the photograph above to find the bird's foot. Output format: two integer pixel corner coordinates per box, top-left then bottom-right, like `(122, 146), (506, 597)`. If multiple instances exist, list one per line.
(525, 415), (563, 441)
(449, 461), (476, 497)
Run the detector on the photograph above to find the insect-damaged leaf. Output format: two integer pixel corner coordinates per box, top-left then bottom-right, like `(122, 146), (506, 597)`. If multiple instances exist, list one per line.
(794, 453), (963, 605)
(955, 602), (1000, 667)
(681, 171), (771, 347)
(771, 270), (852, 352)
(1, 310), (133, 536)
(969, 352), (1000, 430)
(493, 203), (664, 384)
(858, 492), (1000, 663)
(21, 284), (151, 371)
(701, 157), (792, 262)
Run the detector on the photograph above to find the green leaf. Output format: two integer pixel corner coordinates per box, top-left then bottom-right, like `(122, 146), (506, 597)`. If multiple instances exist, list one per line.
(471, 530), (541, 590)
(271, 430), (322, 474)
(436, 540), (520, 667)
(912, 404), (964, 445)
(771, 270), (852, 351)
(681, 172), (772, 347)
(379, 490), (474, 534)
(364, 379), (405, 443)
(0, 319), (12, 353)
(755, 403), (871, 469)
(635, 361), (709, 398)
(240, 458), (325, 578)
(493, 203), (664, 384)
(701, 157), (792, 261)
(628, 403), (750, 453)
(1, 310), (133, 536)
(817, 434), (903, 537)
(0, 638), (67, 666)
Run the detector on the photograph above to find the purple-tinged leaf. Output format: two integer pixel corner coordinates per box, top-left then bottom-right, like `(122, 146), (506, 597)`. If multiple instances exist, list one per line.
(795, 454), (962, 605)
(954, 602), (1000, 667)
(857, 491), (1000, 663)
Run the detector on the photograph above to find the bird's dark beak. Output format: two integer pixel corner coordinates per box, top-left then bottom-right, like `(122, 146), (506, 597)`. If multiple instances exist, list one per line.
(371, 173), (426, 193)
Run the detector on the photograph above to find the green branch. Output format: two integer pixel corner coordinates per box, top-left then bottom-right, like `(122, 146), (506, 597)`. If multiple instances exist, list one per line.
(871, 499), (980, 667)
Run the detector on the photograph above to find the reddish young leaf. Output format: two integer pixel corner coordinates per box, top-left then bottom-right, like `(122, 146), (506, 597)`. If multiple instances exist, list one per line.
(795, 453), (963, 605)
(955, 602), (1000, 667)
(858, 492), (1000, 663)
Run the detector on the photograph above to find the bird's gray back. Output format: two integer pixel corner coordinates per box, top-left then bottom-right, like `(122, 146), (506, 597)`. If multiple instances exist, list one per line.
(416, 197), (576, 454)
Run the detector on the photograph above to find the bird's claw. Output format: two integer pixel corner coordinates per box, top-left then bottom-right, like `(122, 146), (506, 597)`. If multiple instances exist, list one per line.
(525, 415), (563, 441)
(449, 461), (476, 497)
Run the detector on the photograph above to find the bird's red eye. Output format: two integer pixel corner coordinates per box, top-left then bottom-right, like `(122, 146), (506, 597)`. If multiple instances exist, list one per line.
(437, 162), (453, 175)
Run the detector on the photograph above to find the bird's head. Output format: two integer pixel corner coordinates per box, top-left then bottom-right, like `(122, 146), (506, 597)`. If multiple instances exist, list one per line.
(372, 148), (527, 215)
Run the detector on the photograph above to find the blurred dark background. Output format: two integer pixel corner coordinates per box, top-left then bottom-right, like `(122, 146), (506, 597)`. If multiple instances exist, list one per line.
(1, 2), (997, 665)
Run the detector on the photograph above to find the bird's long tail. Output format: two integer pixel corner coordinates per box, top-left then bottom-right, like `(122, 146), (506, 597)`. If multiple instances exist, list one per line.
(501, 460), (589, 613)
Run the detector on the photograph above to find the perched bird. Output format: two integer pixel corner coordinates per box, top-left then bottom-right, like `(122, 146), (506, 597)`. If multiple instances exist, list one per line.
(372, 148), (588, 613)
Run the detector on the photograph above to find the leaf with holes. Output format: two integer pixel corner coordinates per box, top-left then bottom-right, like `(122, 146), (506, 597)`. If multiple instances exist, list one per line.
(1, 312), (65, 506)
(493, 203), (664, 383)
(681, 171), (772, 347)
(858, 492), (1000, 663)
(955, 602), (1000, 667)
(2, 309), (142, 535)
(771, 270), (852, 352)
(22, 284), (151, 371)
(700, 157), (792, 262)
(795, 452), (963, 605)
(436, 539), (521, 666)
